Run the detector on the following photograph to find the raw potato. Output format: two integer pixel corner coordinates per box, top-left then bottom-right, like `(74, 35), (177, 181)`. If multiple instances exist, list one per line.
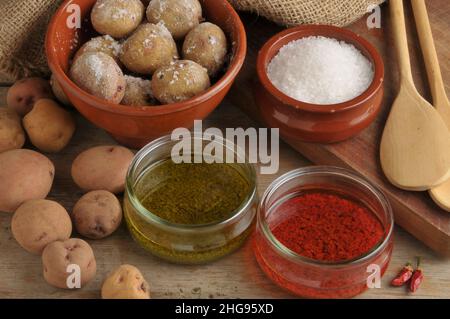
(50, 74), (71, 106)
(23, 99), (76, 153)
(121, 75), (157, 106)
(91, 0), (144, 38)
(146, 0), (202, 40)
(11, 199), (72, 255)
(42, 238), (96, 289)
(119, 23), (178, 75)
(182, 22), (228, 77)
(101, 264), (150, 299)
(152, 60), (210, 104)
(73, 35), (121, 63)
(71, 145), (134, 194)
(0, 108), (25, 153)
(70, 52), (126, 103)
(0, 149), (54, 213)
(72, 190), (123, 239)
(6, 77), (53, 116)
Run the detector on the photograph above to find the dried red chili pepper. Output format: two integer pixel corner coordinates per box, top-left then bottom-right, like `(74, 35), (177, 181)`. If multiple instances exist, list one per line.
(410, 257), (424, 293)
(391, 262), (414, 286)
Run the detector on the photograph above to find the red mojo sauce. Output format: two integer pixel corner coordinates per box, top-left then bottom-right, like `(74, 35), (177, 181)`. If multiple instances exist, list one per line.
(271, 191), (384, 262)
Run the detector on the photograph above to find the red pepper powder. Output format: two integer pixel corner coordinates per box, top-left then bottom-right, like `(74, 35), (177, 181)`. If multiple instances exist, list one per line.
(271, 192), (384, 262)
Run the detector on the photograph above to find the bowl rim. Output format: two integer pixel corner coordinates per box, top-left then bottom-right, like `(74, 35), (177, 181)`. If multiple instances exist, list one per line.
(45, 0), (247, 117)
(256, 24), (384, 114)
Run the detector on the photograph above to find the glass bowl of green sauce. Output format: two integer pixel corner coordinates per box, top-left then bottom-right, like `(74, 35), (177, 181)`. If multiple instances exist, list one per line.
(124, 135), (258, 264)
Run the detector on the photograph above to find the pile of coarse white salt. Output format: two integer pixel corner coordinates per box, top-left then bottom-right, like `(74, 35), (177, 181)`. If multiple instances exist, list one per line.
(267, 36), (374, 105)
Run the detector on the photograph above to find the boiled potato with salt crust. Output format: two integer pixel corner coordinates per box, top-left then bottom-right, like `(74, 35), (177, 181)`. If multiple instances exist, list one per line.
(70, 52), (126, 103)
(182, 22), (228, 77)
(91, 0), (144, 39)
(11, 199), (72, 255)
(50, 74), (71, 106)
(72, 190), (123, 239)
(73, 35), (121, 63)
(121, 75), (157, 106)
(119, 23), (178, 75)
(146, 0), (202, 40)
(0, 149), (54, 213)
(6, 77), (53, 116)
(23, 99), (76, 153)
(71, 145), (134, 194)
(152, 60), (210, 104)
(102, 264), (150, 299)
(42, 238), (96, 289)
(0, 108), (25, 153)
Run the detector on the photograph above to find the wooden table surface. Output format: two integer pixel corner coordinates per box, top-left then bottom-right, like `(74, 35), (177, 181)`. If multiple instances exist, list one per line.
(0, 84), (449, 299)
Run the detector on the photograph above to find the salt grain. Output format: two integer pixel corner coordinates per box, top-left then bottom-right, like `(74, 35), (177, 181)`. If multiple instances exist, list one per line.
(267, 36), (374, 105)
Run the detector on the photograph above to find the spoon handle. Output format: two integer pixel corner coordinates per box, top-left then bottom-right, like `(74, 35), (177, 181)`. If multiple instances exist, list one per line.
(411, 0), (448, 106)
(390, 0), (414, 84)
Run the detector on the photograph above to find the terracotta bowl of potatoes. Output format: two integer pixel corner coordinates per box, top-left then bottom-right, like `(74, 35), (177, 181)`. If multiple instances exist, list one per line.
(46, 0), (247, 148)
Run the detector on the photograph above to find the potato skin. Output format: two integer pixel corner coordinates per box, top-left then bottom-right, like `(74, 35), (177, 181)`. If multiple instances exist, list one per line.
(182, 22), (228, 77)
(119, 23), (178, 75)
(42, 238), (96, 289)
(146, 0), (202, 40)
(72, 190), (122, 239)
(23, 99), (76, 153)
(0, 108), (25, 153)
(121, 75), (157, 106)
(102, 264), (150, 299)
(71, 145), (134, 194)
(6, 78), (53, 116)
(70, 52), (126, 104)
(50, 74), (71, 106)
(0, 149), (54, 213)
(152, 60), (210, 104)
(12, 199), (72, 255)
(91, 0), (144, 38)
(73, 35), (121, 63)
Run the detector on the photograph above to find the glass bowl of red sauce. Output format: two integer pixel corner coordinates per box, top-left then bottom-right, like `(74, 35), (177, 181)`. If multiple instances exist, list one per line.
(253, 166), (394, 298)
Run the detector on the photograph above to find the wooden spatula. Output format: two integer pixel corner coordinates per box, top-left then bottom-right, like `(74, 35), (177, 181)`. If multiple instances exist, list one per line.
(380, 0), (450, 191)
(410, 0), (450, 210)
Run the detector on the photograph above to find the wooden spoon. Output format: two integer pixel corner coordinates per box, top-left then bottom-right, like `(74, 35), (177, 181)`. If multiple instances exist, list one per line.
(411, 0), (450, 211)
(380, 0), (450, 191)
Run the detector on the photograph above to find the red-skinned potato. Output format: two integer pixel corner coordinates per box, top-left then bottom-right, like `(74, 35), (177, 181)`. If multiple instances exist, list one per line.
(42, 238), (96, 289)
(12, 199), (72, 255)
(71, 145), (134, 194)
(0, 108), (25, 153)
(102, 264), (150, 299)
(6, 78), (53, 116)
(0, 149), (54, 213)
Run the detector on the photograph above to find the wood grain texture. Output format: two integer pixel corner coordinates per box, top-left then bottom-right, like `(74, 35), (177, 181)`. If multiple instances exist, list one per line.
(231, 2), (450, 255)
(0, 86), (449, 299)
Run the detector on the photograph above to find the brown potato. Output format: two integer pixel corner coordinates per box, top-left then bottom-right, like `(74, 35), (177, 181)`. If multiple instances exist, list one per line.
(121, 75), (157, 106)
(152, 60), (210, 104)
(146, 0), (202, 40)
(71, 145), (134, 194)
(0, 149), (54, 213)
(23, 99), (76, 153)
(101, 264), (150, 299)
(119, 23), (178, 75)
(91, 0), (144, 38)
(50, 74), (71, 106)
(70, 52), (126, 103)
(73, 35), (121, 63)
(182, 22), (228, 77)
(12, 199), (72, 255)
(42, 238), (96, 289)
(0, 108), (25, 153)
(72, 190), (122, 239)
(6, 78), (53, 116)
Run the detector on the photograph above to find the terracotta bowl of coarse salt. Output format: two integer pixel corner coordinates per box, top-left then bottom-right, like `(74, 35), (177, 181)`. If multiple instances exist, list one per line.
(46, 0), (246, 148)
(254, 25), (384, 143)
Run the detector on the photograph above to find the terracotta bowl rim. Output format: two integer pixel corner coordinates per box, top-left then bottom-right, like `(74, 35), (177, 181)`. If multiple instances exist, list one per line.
(256, 24), (384, 114)
(45, 0), (247, 117)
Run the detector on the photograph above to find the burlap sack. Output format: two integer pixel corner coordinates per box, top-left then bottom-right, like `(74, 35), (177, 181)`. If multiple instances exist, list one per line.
(229, 0), (385, 27)
(0, 0), (63, 83)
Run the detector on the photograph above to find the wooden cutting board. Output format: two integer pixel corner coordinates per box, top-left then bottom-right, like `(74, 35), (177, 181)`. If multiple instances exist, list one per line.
(231, 1), (450, 255)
